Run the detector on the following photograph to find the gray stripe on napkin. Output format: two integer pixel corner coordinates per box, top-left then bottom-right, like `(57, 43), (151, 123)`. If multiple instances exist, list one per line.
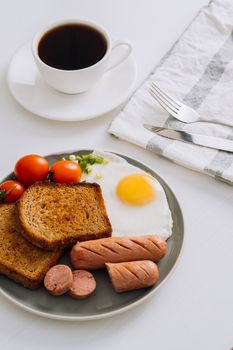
(166, 31), (233, 128)
(204, 129), (233, 180)
(148, 31), (233, 178)
(147, 135), (171, 155)
(184, 32), (233, 109)
(202, 33), (233, 178)
(204, 150), (233, 178)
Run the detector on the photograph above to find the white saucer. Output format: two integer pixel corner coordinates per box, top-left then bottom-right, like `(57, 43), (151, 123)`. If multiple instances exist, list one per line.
(7, 43), (137, 121)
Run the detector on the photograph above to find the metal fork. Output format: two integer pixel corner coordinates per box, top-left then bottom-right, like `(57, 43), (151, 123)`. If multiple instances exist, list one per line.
(149, 83), (199, 123)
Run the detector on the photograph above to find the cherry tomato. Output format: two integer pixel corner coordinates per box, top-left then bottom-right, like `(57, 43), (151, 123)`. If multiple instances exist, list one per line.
(50, 160), (82, 183)
(14, 154), (49, 186)
(0, 180), (25, 203)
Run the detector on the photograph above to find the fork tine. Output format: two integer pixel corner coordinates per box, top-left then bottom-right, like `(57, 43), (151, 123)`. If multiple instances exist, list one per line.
(152, 83), (181, 108)
(149, 89), (178, 115)
(150, 87), (179, 112)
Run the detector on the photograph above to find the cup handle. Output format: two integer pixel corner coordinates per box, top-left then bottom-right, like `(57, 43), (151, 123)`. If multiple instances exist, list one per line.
(106, 40), (132, 72)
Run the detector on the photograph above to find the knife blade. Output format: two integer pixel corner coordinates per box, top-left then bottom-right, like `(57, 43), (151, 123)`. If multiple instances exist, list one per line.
(144, 124), (233, 153)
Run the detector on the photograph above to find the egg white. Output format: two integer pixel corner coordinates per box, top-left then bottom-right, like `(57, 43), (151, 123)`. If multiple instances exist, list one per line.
(82, 151), (173, 240)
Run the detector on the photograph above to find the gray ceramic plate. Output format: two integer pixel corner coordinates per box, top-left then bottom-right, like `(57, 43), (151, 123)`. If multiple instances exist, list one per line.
(0, 150), (184, 321)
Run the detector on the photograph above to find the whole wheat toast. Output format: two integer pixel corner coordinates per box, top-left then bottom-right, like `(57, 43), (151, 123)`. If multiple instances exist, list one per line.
(17, 182), (112, 251)
(0, 203), (62, 289)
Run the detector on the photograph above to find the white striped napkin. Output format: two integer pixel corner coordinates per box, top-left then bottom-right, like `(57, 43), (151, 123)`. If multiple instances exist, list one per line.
(109, 0), (233, 184)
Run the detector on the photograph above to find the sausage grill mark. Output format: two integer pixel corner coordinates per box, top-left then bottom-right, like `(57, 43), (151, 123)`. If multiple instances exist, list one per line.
(81, 246), (103, 257)
(140, 265), (152, 278)
(131, 239), (151, 253)
(123, 265), (140, 280)
(117, 265), (131, 280)
(101, 243), (119, 254)
(148, 238), (163, 252)
(115, 242), (131, 251)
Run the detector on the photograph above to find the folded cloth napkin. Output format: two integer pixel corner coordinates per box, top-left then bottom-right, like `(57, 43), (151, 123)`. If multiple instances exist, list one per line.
(109, 0), (233, 184)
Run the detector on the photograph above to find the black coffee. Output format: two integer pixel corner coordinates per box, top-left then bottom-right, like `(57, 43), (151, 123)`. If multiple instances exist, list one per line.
(38, 23), (107, 70)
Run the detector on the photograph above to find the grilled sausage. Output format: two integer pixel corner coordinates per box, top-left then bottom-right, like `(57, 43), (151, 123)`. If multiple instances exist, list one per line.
(68, 270), (96, 299)
(106, 260), (159, 293)
(70, 235), (166, 270)
(44, 265), (73, 296)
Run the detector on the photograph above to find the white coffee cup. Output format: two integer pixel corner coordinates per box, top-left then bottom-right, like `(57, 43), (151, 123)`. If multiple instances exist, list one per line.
(32, 19), (132, 94)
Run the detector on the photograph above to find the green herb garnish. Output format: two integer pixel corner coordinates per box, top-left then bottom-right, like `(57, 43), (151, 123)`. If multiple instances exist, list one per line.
(0, 189), (6, 202)
(66, 153), (107, 174)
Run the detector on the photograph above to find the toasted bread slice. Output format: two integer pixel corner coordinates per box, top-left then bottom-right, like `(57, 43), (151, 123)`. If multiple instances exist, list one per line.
(0, 203), (62, 289)
(17, 182), (112, 251)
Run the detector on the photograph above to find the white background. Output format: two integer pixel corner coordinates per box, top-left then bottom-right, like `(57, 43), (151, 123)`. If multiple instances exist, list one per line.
(1, 0), (233, 349)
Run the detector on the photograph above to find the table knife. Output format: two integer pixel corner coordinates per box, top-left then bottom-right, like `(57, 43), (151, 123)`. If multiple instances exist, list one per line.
(144, 124), (233, 153)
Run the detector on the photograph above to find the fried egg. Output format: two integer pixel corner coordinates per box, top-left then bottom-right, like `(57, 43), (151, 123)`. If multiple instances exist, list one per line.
(82, 151), (173, 240)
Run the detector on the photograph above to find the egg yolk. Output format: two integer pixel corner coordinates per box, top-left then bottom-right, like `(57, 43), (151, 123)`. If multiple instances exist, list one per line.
(116, 174), (156, 206)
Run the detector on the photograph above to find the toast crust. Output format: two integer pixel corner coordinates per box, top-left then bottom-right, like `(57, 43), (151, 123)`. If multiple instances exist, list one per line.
(17, 182), (112, 251)
(0, 254), (60, 289)
(0, 204), (62, 289)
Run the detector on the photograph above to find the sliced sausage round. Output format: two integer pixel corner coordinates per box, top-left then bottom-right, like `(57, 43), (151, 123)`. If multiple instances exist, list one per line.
(68, 270), (96, 300)
(44, 264), (73, 296)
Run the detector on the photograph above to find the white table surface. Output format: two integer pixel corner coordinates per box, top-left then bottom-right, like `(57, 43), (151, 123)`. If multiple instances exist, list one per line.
(1, 0), (233, 349)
